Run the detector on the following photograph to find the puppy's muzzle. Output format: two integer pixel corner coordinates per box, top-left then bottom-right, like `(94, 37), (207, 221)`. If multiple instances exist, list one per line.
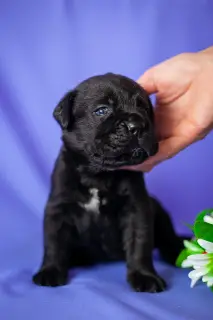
(121, 114), (159, 159)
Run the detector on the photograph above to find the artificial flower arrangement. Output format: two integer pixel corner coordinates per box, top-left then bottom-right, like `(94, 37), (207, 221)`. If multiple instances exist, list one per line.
(176, 209), (213, 291)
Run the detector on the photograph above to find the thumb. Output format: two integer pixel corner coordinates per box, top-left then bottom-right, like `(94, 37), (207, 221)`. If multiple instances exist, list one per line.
(137, 67), (158, 94)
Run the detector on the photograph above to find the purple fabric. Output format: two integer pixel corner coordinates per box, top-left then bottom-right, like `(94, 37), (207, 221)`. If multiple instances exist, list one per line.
(1, 0), (213, 319)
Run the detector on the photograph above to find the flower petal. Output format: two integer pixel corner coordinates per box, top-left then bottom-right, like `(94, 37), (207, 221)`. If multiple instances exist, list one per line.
(202, 275), (213, 282)
(181, 259), (193, 268)
(187, 254), (210, 262)
(197, 239), (213, 253)
(188, 267), (209, 279)
(192, 260), (210, 267)
(207, 279), (213, 287)
(183, 240), (204, 253)
(204, 215), (213, 226)
(190, 276), (201, 288)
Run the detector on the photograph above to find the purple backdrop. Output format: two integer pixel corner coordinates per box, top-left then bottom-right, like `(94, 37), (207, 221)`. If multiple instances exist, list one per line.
(1, 1), (213, 319)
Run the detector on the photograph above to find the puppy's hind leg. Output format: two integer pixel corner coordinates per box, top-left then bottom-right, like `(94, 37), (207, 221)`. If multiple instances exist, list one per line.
(151, 197), (190, 266)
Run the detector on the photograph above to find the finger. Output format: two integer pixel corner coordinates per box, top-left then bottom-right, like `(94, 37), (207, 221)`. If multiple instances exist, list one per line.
(130, 159), (161, 172)
(137, 68), (158, 94)
(144, 135), (195, 167)
(123, 163), (154, 172)
(129, 134), (195, 173)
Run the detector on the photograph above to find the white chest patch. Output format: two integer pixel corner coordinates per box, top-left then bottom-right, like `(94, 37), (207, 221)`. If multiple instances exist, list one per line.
(80, 188), (100, 214)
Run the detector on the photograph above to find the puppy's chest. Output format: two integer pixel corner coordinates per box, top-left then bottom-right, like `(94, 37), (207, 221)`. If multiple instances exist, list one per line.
(77, 187), (123, 255)
(78, 188), (109, 216)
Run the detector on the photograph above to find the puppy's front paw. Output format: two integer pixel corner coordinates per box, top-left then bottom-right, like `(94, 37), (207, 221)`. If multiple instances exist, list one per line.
(33, 266), (68, 287)
(127, 270), (166, 293)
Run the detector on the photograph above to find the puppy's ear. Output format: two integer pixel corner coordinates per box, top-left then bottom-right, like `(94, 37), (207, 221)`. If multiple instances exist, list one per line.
(53, 90), (76, 130)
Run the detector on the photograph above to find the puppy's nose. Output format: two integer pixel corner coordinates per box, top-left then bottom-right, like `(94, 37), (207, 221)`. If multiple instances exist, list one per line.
(125, 117), (141, 135)
(126, 121), (140, 135)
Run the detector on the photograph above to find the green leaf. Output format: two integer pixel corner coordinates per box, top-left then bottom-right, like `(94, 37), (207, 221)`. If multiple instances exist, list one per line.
(176, 248), (191, 268)
(194, 221), (213, 242)
(183, 222), (194, 231)
(195, 209), (213, 225)
(194, 209), (213, 242)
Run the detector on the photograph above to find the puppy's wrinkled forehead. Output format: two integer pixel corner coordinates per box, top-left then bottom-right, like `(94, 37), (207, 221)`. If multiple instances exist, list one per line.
(73, 73), (150, 112)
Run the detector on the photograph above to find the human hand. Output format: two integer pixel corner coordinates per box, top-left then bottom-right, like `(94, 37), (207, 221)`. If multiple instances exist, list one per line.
(129, 46), (213, 172)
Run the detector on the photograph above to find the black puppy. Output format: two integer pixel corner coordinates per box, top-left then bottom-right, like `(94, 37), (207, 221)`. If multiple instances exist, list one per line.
(33, 73), (184, 292)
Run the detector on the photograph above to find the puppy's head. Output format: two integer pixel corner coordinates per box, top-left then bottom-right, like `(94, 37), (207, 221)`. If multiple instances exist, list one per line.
(53, 73), (158, 172)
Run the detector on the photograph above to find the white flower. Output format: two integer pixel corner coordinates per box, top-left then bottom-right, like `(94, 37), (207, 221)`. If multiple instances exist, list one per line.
(187, 239), (213, 288)
(180, 212), (213, 289)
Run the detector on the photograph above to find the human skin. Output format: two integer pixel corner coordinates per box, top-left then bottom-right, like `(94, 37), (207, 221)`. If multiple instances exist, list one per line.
(128, 46), (213, 172)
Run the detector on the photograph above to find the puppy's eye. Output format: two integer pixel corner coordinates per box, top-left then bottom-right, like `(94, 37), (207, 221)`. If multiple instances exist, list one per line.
(94, 106), (109, 116)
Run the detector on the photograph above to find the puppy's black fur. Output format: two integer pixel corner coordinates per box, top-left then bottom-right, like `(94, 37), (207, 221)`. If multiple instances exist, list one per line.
(33, 73), (184, 292)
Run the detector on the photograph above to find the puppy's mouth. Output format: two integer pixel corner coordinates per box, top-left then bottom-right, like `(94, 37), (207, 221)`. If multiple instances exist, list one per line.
(97, 147), (149, 171)
(90, 133), (159, 171)
(118, 147), (147, 163)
